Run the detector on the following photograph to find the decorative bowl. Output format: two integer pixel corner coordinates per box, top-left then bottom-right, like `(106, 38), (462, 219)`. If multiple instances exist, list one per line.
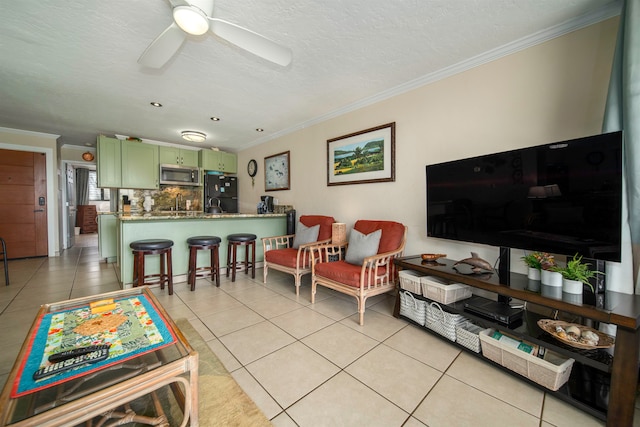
(537, 319), (614, 349)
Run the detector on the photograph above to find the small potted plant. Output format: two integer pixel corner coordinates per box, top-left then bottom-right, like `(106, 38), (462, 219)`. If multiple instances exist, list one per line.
(521, 252), (555, 281)
(554, 253), (603, 295)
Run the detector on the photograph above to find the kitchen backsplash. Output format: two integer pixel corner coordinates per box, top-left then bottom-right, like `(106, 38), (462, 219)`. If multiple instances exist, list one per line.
(120, 186), (203, 213)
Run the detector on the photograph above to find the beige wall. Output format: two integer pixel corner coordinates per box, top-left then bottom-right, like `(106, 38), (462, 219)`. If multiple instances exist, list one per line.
(0, 127), (60, 256)
(238, 18), (619, 275)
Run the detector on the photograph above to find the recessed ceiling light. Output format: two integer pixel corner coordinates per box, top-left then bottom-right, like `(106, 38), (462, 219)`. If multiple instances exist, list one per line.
(210, 117), (221, 121)
(150, 102), (163, 107)
(256, 128), (264, 132)
(181, 130), (206, 143)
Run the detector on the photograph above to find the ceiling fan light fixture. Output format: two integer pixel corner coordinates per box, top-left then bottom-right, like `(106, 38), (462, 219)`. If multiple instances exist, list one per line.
(173, 5), (210, 35)
(181, 130), (207, 143)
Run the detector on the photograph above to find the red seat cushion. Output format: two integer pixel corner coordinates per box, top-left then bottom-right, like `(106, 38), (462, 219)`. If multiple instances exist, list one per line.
(300, 215), (335, 241)
(353, 220), (405, 254)
(315, 260), (388, 288)
(265, 248), (311, 268)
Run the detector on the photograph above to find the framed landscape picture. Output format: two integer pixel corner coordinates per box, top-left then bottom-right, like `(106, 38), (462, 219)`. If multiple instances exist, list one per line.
(327, 122), (395, 186)
(264, 151), (290, 191)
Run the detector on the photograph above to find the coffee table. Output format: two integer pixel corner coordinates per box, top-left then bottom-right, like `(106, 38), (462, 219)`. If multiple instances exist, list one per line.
(0, 287), (198, 426)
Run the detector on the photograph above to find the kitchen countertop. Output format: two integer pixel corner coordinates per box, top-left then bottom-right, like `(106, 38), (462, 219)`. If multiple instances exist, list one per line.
(118, 212), (286, 221)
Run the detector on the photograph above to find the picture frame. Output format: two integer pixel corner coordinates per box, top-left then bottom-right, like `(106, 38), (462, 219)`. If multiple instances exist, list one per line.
(327, 122), (395, 186)
(264, 151), (290, 191)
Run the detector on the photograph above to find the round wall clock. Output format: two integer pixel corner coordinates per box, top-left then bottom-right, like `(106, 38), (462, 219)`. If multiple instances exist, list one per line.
(247, 159), (258, 177)
(247, 159), (258, 187)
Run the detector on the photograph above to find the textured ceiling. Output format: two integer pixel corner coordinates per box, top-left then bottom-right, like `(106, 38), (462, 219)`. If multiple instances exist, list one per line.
(0, 0), (620, 151)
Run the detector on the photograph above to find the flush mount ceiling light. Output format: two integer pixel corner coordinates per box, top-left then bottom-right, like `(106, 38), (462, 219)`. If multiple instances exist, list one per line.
(210, 117), (220, 121)
(181, 130), (206, 142)
(173, 5), (209, 35)
(150, 101), (163, 107)
(256, 128), (264, 132)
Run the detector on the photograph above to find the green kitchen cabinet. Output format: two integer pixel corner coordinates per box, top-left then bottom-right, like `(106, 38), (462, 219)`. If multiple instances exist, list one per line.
(96, 135), (122, 188)
(159, 146), (199, 167)
(199, 150), (237, 173)
(98, 214), (117, 262)
(121, 140), (159, 189)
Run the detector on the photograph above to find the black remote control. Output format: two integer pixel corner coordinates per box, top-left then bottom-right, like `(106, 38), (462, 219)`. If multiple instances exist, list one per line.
(34, 347), (110, 380)
(48, 344), (111, 363)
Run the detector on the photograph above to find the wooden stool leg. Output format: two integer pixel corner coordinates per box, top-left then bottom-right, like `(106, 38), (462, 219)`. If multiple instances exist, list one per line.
(231, 243), (237, 282)
(226, 243), (232, 278)
(251, 241), (256, 279)
(244, 243), (249, 275)
(166, 248), (173, 295)
(136, 252), (145, 288)
(132, 252), (138, 286)
(159, 251), (166, 291)
(213, 245), (220, 287)
(189, 246), (197, 291)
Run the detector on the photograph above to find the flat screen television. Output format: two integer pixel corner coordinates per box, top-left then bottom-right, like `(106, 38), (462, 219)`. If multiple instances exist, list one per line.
(426, 131), (623, 262)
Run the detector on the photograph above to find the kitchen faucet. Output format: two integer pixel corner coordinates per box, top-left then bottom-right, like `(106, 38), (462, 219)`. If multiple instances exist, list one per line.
(175, 194), (182, 211)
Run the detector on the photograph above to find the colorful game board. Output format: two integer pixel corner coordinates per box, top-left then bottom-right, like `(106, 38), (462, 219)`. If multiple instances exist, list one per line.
(11, 294), (176, 397)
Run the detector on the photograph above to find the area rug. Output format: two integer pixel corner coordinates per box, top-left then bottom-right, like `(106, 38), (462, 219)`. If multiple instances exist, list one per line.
(174, 318), (272, 427)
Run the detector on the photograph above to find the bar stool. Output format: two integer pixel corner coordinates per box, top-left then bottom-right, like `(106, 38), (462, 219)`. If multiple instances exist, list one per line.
(187, 235), (221, 291)
(226, 233), (256, 282)
(130, 239), (174, 295)
(0, 237), (8, 286)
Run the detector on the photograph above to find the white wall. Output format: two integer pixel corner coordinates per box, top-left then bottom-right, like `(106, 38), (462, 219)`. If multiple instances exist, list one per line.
(238, 17), (619, 275)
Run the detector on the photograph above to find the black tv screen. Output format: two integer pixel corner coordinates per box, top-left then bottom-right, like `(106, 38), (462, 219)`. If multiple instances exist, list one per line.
(426, 131), (623, 262)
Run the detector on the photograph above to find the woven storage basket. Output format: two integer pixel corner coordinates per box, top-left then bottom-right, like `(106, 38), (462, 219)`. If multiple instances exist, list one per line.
(455, 321), (485, 353)
(479, 329), (574, 391)
(421, 276), (472, 304)
(399, 290), (427, 326)
(399, 270), (425, 294)
(425, 302), (466, 341)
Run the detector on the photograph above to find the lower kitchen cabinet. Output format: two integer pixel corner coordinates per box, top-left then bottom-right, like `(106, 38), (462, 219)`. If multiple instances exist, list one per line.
(98, 214), (117, 262)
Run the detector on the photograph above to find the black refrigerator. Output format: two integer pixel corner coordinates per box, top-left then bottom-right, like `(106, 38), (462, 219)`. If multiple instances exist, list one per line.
(204, 174), (238, 213)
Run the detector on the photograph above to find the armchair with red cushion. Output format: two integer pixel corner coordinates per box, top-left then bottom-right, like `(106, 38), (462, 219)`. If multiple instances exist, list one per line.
(262, 215), (336, 295)
(311, 220), (407, 325)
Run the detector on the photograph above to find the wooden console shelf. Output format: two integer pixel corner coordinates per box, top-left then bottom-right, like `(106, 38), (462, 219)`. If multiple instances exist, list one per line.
(394, 255), (640, 427)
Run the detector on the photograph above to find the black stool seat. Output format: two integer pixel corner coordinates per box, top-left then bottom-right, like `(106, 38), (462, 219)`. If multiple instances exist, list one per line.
(227, 233), (257, 243)
(187, 236), (222, 246)
(130, 239), (174, 295)
(187, 235), (221, 290)
(226, 234), (257, 282)
(130, 239), (174, 251)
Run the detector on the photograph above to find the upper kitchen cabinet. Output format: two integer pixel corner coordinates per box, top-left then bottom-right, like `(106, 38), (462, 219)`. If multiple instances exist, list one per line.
(121, 140), (159, 189)
(97, 135), (122, 188)
(199, 150), (237, 173)
(159, 146), (199, 168)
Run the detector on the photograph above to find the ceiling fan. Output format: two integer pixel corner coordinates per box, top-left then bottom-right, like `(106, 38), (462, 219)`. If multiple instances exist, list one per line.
(138, 0), (292, 68)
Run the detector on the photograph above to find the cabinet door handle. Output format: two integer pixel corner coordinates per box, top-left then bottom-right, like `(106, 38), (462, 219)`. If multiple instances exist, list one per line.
(34, 209), (44, 212)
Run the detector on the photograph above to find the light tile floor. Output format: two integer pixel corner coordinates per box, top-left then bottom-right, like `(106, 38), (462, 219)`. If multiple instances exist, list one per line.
(0, 234), (636, 426)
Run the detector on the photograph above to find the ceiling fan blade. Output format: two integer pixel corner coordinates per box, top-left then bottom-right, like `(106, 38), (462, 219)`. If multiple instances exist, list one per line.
(168, 0), (188, 7)
(138, 22), (187, 68)
(209, 18), (292, 66)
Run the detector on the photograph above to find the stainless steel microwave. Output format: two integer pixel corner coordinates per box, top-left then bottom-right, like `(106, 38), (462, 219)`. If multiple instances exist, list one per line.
(159, 164), (201, 186)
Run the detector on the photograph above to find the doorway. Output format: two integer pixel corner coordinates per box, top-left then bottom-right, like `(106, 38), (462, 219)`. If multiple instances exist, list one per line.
(0, 149), (48, 258)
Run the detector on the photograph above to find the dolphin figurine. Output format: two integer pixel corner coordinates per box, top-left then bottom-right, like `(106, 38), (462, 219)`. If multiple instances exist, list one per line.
(453, 252), (493, 273)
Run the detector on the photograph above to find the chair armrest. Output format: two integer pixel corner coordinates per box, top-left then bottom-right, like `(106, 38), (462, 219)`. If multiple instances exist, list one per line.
(310, 242), (348, 268)
(262, 234), (294, 252)
(294, 238), (332, 268)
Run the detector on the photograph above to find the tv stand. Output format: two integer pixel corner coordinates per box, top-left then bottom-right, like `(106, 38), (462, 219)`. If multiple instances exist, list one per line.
(394, 255), (640, 427)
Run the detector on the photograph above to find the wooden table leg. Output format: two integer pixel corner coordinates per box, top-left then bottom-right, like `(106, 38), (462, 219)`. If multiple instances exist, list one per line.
(608, 326), (639, 426)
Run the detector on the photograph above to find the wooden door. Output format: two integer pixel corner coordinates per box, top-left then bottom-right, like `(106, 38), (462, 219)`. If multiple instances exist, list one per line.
(0, 149), (48, 258)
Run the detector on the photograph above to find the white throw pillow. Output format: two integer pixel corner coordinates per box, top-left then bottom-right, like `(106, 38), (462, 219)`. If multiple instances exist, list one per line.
(345, 229), (382, 265)
(292, 222), (320, 249)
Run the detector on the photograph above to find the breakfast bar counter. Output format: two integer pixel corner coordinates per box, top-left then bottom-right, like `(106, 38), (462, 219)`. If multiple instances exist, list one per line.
(117, 213), (286, 286)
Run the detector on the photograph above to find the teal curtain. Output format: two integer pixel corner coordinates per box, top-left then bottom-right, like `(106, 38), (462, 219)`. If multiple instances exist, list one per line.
(603, 0), (640, 294)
